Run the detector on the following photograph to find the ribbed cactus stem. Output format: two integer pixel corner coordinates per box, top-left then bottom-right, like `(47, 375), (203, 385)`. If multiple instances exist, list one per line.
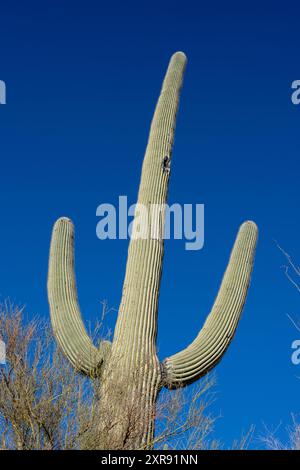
(48, 217), (111, 376)
(163, 221), (258, 387)
(100, 52), (187, 449)
(112, 51), (187, 359)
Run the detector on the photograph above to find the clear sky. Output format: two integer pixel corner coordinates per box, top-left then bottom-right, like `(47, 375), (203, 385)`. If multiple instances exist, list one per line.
(0, 1), (299, 447)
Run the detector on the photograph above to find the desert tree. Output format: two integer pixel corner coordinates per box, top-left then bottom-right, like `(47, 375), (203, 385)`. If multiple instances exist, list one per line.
(0, 305), (219, 450)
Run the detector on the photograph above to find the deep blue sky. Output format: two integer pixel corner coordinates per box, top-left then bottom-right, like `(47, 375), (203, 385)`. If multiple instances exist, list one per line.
(1, 1), (300, 447)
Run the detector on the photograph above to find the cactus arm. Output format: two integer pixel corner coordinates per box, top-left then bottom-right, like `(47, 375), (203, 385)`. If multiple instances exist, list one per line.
(47, 217), (111, 376)
(162, 221), (258, 388)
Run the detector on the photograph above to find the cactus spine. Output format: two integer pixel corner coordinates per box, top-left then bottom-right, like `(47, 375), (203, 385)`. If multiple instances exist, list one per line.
(47, 52), (258, 449)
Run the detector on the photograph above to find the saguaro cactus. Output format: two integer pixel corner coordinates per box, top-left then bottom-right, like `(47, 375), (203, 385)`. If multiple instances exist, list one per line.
(48, 52), (258, 449)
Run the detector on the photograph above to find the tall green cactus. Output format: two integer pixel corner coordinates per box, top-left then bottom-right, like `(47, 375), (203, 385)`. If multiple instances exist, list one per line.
(47, 52), (258, 449)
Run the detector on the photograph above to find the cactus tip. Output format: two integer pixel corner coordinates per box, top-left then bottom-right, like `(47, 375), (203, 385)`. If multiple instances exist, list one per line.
(172, 51), (187, 62)
(241, 220), (258, 233)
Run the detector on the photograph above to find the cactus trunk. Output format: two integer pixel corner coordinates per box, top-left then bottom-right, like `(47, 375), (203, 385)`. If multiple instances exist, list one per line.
(47, 52), (258, 450)
(97, 52), (186, 449)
